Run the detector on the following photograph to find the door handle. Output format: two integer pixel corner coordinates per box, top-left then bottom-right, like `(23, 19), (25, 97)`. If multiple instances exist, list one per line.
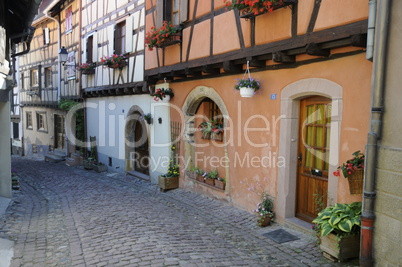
(298, 153), (302, 161)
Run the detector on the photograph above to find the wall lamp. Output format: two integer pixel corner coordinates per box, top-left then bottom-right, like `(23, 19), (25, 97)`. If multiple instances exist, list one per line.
(58, 46), (68, 65)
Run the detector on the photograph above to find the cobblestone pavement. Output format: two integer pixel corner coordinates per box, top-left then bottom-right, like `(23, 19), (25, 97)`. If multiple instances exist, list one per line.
(0, 157), (357, 267)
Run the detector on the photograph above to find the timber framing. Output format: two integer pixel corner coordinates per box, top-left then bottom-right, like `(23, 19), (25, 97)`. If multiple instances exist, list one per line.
(145, 20), (368, 84)
(82, 81), (145, 98)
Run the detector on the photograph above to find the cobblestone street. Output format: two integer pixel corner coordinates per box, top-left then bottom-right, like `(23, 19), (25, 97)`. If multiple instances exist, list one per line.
(0, 157), (354, 266)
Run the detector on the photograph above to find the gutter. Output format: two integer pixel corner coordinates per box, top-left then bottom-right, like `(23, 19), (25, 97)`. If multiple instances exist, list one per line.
(361, 0), (391, 266)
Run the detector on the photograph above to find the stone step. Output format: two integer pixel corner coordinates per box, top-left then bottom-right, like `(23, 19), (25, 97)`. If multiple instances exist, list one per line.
(45, 154), (65, 163)
(50, 150), (67, 159)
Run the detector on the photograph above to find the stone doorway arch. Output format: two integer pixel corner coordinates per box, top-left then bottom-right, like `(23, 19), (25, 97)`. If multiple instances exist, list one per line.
(277, 78), (343, 223)
(125, 105), (150, 179)
(182, 86), (230, 191)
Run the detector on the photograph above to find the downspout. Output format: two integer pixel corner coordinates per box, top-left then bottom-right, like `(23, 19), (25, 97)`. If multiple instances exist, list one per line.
(361, 0), (391, 266)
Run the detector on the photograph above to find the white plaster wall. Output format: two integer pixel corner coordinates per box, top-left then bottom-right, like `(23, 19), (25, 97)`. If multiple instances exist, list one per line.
(86, 95), (171, 182)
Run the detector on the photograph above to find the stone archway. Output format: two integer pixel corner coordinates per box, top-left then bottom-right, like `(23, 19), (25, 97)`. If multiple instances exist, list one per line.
(277, 78), (343, 222)
(125, 105), (150, 179)
(182, 86), (230, 191)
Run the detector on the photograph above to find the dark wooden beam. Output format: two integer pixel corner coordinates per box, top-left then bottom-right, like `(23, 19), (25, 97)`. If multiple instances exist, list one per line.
(185, 68), (202, 76)
(247, 57), (266, 68)
(272, 51), (295, 63)
(202, 65), (220, 74)
(306, 43), (330, 57)
(223, 61), (243, 73)
(351, 34), (367, 48)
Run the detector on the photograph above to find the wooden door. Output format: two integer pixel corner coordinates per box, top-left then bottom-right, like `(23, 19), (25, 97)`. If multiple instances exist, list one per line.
(133, 119), (149, 175)
(296, 96), (332, 222)
(54, 115), (65, 150)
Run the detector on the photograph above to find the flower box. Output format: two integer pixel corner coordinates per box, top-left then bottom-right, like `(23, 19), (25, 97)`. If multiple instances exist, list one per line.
(205, 178), (215, 186)
(158, 33), (182, 49)
(239, 0), (298, 19)
(91, 163), (108, 173)
(214, 179), (226, 190)
(158, 175), (179, 191)
(106, 61), (127, 69)
(82, 69), (95, 75)
(196, 174), (205, 183)
(320, 233), (360, 261)
(186, 170), (197, 179)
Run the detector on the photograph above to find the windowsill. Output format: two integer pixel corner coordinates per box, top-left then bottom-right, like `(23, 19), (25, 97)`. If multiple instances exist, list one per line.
(26, 127), (33, 130)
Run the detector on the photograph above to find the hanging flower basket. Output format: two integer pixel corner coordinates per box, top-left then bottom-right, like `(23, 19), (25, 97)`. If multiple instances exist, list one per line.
(234, 61), (261, 98)
(151, 88), (174, 102)
(239, 87), (255, 97)
(347, 169), (364, 195)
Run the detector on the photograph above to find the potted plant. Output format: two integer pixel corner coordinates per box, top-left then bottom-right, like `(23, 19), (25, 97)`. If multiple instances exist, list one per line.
(312, 202), (362, 261)
(195, 168), (205, 183)
(205, 170), (218, 186)
(234, 77), (261, 97)
(255, 192), (274, 227)
(145, 21), (181, 51)
(91, 162), (108, 173)
(198, 119), (224, 139)
(333, 151), (365, 195)
(151, 87), (174, 102)
(225, 0), (298, 18)
(100, 54), (128, 69)
(76, 62), (96, 75)
(158, 160), (180, 192)
(214, 177), (226, 190)
(141, 113), (153, 124)
(83, 157), (96, 170)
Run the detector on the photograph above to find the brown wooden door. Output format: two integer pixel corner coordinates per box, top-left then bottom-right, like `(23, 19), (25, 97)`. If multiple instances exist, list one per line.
(296, 96), (332, 222)
(54, 115), (65, 150)
(133, 120), (149, 175)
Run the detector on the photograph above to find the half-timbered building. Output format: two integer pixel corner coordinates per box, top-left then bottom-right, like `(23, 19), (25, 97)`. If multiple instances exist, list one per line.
(145, 0), (371, 224)
(18, 0), (81, 158)
(81, 0), (170, 180)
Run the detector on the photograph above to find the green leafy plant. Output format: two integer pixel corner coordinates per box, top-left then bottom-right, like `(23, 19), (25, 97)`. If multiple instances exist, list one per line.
(198, 119), (224, 137)
(255, 192), (274, 219)
(58, 99), (85, 144)
(333, 151), (365, 178)
(312, 202), (362, 237)
(206, 170), (219, 179)
(234, 77), (261, 92)
(145, 21), (180, 51)
(162, 160), (180, 177)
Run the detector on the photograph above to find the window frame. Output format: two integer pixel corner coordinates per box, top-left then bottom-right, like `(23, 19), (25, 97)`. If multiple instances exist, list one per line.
(86, 35), (94, 63)
(65, 6), (73, 34)
(30, 69), (39, 88)
(114, 20), (126, 55)
(26, 112), (33, 130)
(156, 0), (188, 28)
(36, 112), (47, 132)
(44, 67), (52, 88)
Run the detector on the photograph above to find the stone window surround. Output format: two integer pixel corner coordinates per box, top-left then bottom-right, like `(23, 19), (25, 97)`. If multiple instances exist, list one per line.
(276, 78), (343, 223)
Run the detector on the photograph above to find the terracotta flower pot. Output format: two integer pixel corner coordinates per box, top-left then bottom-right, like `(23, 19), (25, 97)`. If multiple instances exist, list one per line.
(258, 215), (272, 227)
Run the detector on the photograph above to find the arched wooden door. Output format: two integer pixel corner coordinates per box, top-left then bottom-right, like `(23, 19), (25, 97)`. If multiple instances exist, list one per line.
(133, 119), (149, 175)
(296, 96), (332, 222)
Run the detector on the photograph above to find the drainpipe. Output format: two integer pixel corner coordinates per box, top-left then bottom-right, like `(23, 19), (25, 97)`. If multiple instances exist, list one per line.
(366, 0), (376, 61)
(361, 0), (391, 266)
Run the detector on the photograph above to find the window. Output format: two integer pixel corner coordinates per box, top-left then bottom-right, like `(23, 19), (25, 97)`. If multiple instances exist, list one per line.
(21, 72), (25, 90)
(30, 69), (39, 87)
(36, 112), (47, 132)
(44, 67), (52, 87)
(157, 0), (188, 27)
(114, 21), (126, 55)
(65, 7), (73, 33)
(26, 112), (33, 129)
(86, 35), (93, 62)
(43, 27), (50, 45)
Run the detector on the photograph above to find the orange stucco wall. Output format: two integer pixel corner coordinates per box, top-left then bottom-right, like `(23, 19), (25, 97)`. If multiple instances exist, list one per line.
(168, 52), (371, 214)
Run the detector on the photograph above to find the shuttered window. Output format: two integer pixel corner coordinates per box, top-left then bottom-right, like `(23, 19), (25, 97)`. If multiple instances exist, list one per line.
(114, 21), (126, 55)
(156, 0), (188, 28)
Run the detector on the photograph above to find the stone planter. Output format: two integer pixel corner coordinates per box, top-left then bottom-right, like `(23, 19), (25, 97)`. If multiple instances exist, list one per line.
(158, 175), (179, 192)
(320, 233), (360, 261)
(91, 163), (108, 173)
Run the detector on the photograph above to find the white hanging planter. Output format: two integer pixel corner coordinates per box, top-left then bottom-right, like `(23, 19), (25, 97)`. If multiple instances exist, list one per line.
(240, 87), (255, 98)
